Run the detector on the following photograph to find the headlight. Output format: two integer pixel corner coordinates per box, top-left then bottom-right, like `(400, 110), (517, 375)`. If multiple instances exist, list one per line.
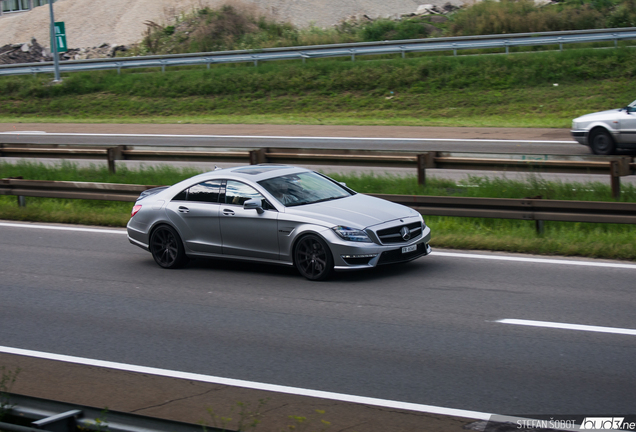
(332, 226), (372, 242)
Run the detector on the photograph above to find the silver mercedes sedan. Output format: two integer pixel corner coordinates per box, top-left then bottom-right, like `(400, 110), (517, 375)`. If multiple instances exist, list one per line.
(127, 165), (432, 280)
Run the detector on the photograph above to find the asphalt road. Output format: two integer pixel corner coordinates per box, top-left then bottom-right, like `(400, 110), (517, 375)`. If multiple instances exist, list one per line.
(1, 221), (634, 420)
(0, 123), (578, 154)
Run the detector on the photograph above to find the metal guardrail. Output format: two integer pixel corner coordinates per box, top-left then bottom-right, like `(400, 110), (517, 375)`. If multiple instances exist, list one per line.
(0, 178), (153, 202)
(2, 179), (635, 230)
(1, 27), (635, 76)
(376, 194), (636, 225)
(1, 393), (224, 432)
(2, 143), (634, 197)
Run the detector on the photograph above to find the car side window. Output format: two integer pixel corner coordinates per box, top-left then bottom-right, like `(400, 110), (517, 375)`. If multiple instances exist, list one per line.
(225, 180), (264, 205)
(224, 180), (275, 210)
(172, 180), (222, 203)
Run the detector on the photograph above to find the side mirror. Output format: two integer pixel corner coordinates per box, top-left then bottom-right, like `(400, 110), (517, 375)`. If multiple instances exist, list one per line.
(244, 198), (264, 214)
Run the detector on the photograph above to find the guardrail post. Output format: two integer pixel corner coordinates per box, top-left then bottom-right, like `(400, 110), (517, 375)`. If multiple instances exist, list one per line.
(611, 160), (621, 199)
(535, 220), (545, 235)
(417, 152), (436, 186)
(107, 146), (124, 174)
(249, 148), (268, 165)
(3, 177), (26, 206)
(417, 155), (426, 186)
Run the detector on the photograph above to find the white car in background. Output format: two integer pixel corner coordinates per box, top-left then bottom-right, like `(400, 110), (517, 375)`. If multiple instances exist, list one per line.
(571, 99), (636, 155)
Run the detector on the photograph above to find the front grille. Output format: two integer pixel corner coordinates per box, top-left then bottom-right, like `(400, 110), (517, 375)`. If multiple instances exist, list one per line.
(376, 222), (423, 244)
(377, 242), (427, 265)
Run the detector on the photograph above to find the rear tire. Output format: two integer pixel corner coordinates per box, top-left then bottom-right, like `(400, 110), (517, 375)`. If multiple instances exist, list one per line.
(294, 234), (334, 281)
(150, 225), (187, 269)
(590, 130), (616, 155)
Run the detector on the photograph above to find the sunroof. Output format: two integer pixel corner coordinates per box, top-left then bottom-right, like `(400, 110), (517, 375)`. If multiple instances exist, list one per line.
(232, 165), (289, 175)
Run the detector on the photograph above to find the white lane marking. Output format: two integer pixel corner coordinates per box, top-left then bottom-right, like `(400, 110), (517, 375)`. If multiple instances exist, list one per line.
(0, 345), (492, 421)
(432, 251), (636, 270)
(0, 131), (575, 144)
(0, 222), (126, 234)
(0, 131), (46, 134)
(497, 319), (636, 336)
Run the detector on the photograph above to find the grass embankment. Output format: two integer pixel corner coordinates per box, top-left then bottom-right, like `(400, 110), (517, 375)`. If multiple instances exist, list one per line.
(3, 0), (636, 126)
(1, 161), (634, 261)
(1, 47), (635, 127)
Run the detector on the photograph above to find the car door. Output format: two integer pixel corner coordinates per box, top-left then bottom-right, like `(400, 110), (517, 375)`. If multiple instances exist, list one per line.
(165, 180), (223, 254)
(220, 180), (280, 261)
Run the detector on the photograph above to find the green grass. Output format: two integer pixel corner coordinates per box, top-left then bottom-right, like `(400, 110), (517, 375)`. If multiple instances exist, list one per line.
(430, 217), (636, 261)
(1, 47), (636, 127)
(0, 160), (202, 184)
(1, 161), (634, 260)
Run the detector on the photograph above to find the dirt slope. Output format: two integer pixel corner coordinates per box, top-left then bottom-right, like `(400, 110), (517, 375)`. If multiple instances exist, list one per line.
(0, 0), (461, 49)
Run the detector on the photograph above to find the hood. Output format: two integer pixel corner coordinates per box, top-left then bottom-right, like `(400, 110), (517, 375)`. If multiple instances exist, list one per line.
(574, 108), (624, 122)
(284, 193), (419, 228)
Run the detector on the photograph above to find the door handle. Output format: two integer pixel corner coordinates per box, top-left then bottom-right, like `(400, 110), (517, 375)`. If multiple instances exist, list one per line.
(178, 206), (189, 213)
(222, 209), (235, 216)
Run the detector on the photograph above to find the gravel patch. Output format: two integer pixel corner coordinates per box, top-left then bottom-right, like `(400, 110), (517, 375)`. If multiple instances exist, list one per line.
(0, 0), (464, 49)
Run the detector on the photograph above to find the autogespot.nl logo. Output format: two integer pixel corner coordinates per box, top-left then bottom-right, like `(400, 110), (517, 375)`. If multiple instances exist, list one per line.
(580, 417), (636, 430)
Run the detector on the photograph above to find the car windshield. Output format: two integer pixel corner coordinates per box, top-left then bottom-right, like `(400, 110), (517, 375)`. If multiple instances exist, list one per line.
(259, 171), (354, 207)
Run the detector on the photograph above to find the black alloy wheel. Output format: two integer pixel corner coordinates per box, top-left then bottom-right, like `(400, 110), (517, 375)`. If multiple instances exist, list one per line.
(150, 225), (187, 269)
(590, 130), (616, 155)
(294, 234), (334, 281)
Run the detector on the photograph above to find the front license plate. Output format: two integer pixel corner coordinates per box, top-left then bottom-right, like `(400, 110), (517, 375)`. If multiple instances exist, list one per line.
(402, 244), (417, 254)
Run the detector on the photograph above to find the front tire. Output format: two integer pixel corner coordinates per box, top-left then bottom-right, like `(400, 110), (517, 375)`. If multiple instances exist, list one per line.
(150, 225), (187, 269)
(294, 234), (334, 281)
(590, 129), (616, 155)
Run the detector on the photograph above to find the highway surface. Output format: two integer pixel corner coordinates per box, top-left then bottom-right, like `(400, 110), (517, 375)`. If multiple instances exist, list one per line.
(1, 221), (635, 419)
(0, 124), (578, 154)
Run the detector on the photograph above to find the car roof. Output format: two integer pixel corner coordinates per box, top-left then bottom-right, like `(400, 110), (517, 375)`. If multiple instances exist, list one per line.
(186, 165), (311, 184)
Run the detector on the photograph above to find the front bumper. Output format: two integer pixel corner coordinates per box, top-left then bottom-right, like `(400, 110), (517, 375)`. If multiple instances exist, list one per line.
(570, 130), (588, 146)
(330, 226), (432, 270)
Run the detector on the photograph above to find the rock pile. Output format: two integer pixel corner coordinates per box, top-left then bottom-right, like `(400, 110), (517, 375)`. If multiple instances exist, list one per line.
(341, 2), (459, 27)
(0, 39), (130, 64)
(413, 2), (460, 16)
(0, 38), (50, 65)
(62, 43), (129, 61)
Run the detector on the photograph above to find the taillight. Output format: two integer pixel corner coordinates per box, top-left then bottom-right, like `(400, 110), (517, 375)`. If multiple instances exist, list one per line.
(131, 205), (142, 217)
